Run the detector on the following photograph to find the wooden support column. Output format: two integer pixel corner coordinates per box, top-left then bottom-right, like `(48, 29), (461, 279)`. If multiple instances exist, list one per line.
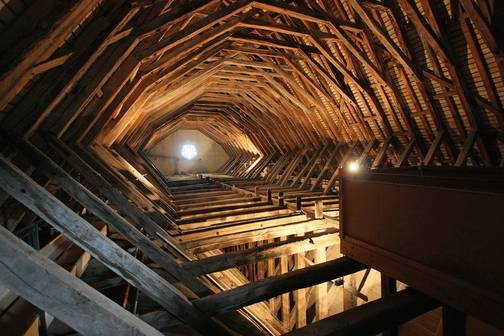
(280, 236), (290, 330)
(295, 235), (307, 328)
(278, 191), (285, 207)
(299, 146), (330, 189)
(343, 274), (357, 311)
(310, 146), (341, 191)
(290, 147), (324, 187)
(381, 274), (398, 336)
(424, 130), (444, 165)
(267, 238), (276, 310)
(0, 225), (164, 336)
(443, 306), (466, 336)
(267, 188), (273, 204)
(323, 143), (357, 194)
(296, 196), (302, 210)
(455, 130), (476, 166)
(314, 246), (328, 321)
(357, 138), (376, 165)
(372, 136), (393, 169)
(395, 138), (416, 167)
(314, 200), (324, 219)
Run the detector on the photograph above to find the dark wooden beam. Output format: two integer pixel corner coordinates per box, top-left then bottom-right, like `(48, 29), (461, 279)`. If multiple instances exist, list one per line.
(5, 135), (207, 295)
(285, 288), (439, 336)
(181, 230), (338, 275)
(194, 256), (365, 314)
(443, 306), (466, 336)
(0, 225), (164, 336)
(0, 154), (209, 331)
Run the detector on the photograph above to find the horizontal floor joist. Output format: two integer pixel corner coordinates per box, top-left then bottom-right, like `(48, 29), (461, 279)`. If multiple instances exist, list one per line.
(182, 230), (339, 275)
(194, 256), (366, 314)
(286, 288), (439, 336)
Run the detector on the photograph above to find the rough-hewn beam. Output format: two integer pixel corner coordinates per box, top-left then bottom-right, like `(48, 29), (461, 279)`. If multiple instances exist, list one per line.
(0, 225), (164, 336)
(285, 288), (439, 336)
(194, 256), (366, 314)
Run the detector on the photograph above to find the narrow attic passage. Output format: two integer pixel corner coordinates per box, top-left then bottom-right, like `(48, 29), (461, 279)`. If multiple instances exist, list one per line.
(0, 1), (503, 336)
(147, 129), (230, 175)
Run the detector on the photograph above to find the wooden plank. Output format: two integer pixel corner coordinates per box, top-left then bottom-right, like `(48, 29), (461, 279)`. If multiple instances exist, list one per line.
(0, 225), (164, 336)
(357, 139), (376, 165)
(194, 257), (366, 314)
(454, 130), (476, 166)
(295, 233), (307, 328)
(381, 274), (398, 336)
(423, 130), (444, 165)
(314, 247), (328, 321)
(310, 146), (341, 191)
(0, 154), (208, 330)
(181, 231), (338, 275)
(6, 136), (207, 295)
(280, 236), (290, 330)
(0, 224), (106, 335)
(285, 288), (439, 336)
(182, 218), (334, 252)
(323, 143), (357, 194)
(371, 136), (392, 169)
(443, 306), (466, 336)
(395, 139), (415, 167)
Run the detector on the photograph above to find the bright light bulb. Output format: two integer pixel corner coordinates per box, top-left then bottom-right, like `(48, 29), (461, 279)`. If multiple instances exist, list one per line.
(181, 144), (197, 160)
(347, 161), (359, 172)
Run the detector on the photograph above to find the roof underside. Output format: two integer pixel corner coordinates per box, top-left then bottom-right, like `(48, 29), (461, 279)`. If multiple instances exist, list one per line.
(1, 0), (504, 167)
(1, 1), (504, 335)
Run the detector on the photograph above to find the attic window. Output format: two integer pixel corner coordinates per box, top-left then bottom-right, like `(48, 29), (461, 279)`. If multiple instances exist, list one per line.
(181, 144), (197, 160)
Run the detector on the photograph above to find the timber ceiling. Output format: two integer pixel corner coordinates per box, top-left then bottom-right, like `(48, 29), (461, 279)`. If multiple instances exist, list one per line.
(1, 0), (504, 166)
(1, 1), (504, 334)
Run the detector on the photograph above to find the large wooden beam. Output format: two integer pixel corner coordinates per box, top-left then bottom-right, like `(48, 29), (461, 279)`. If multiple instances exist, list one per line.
(0, 225), (164, 336)
(6, 136), (207, 295)
(0, 154), (210, 331)
(0, 224), (106, 335)
(182, 231), (338, 275)
(285, 288), (438, 336)
(194, 256), (366, 314)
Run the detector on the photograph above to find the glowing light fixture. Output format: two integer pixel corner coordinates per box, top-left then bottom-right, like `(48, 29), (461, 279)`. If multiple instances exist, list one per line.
(347, 160), (360, 173)
(181, 144), (197, 160)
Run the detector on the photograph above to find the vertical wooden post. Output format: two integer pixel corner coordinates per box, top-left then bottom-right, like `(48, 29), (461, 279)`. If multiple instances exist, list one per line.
(295, 234), (307, 328)
(257, 241), (265, 280)
(314, 247), (328, 321)
(280, 237), (290, 330)
(443, 306), (466, 336)
(296, 196), (302, 211)
(254, 186), (260, 197)
(267, 188), (272, 204)
(267, 238), (276, 311)
(381, 274), (398, 336)
(343, 274), (357, 310)
(278, 191), (284, 206)
(314, 200), (324, 219)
